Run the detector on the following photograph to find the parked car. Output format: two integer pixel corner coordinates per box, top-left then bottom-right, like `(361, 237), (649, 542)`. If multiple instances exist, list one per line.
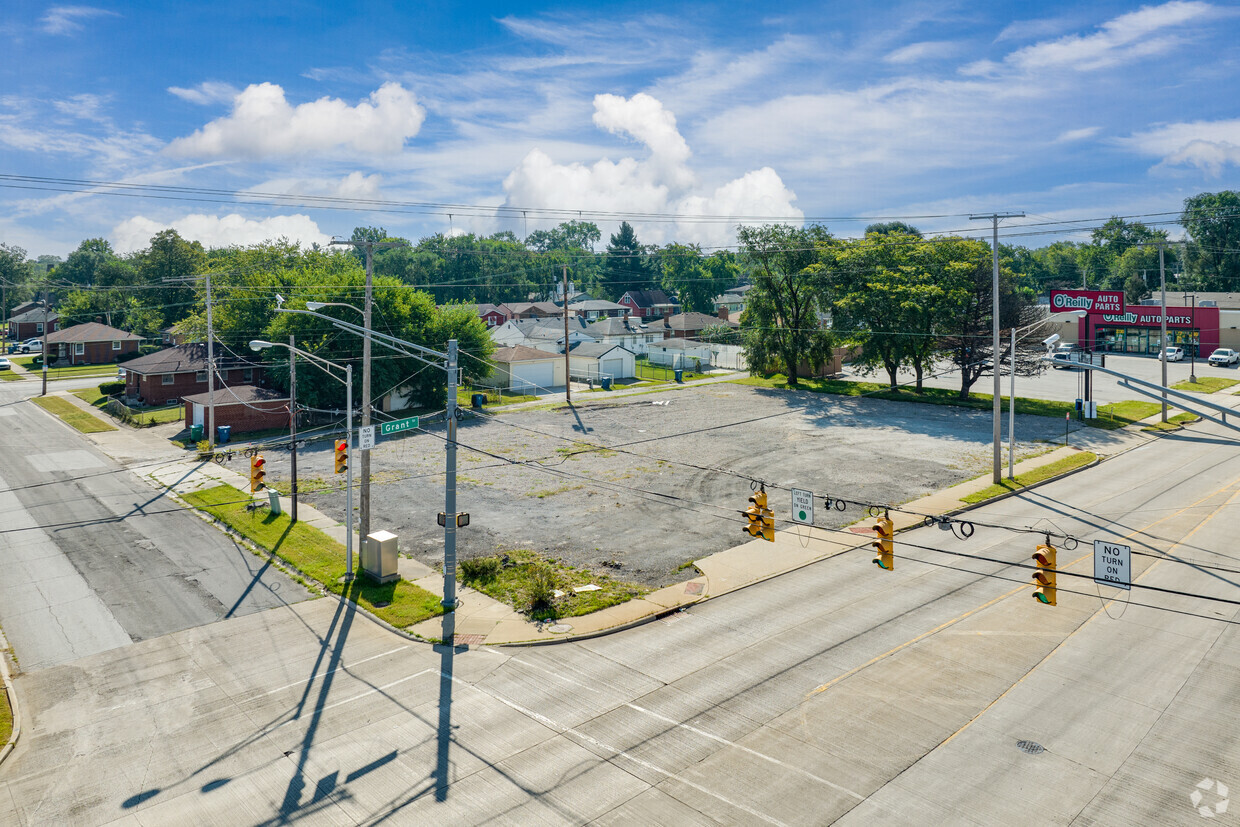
(1208, 348), (1240, 366)
(18, 338), (42, 354)
(1161, 346), (1185, 362)
(0, 357), (10, 370)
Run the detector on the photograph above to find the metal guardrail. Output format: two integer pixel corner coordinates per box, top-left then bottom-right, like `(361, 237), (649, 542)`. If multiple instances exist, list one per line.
(1062, 359), (1240, 433)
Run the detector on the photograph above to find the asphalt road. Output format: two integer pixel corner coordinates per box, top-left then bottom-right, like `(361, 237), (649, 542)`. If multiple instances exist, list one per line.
(0, 377), (311, 671)
(4, 393), (1239, 824)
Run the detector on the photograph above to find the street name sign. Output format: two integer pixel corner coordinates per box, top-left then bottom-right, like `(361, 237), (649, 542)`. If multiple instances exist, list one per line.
(358, 425), (375, 451)
(380, 416), (419, 436)
(1093, 539), (1131, 590)
(791, 488), (814, 525)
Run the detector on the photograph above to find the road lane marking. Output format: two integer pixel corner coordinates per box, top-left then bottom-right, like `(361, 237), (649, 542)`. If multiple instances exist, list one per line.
(318, 668), (435, 714)
(624, 702), (866, 801)
(264, 645), (410, 695)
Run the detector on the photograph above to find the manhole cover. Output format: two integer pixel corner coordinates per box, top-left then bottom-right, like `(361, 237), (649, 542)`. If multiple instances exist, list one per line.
(1016, 740), (1045, 755)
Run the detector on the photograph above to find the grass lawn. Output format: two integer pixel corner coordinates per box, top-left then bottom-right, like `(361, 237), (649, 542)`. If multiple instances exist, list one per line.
(183, 484), (443, 629)
(11, 355), (118, 380)
(961, 451), (1098, 504)
(0, 680), (10, 748)
(1143, 412), (1201, 432)
(636, 362), (705, 382)
(735, 374), (1155, 430)
(0, 371), (24, 381)
(458, 549), (646, 621)
(72, 387), (184, 427)
(30, 395), (117, 433)
(1172, 376), (1240, 394)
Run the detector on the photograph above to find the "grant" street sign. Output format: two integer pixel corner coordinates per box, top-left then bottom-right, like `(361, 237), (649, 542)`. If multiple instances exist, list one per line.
(380, 416), (419, 437)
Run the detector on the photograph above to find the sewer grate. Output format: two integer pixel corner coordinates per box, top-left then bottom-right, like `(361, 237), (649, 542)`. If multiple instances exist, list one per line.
(1016, 740), (1045, 755)
(453, 634), (486, 646)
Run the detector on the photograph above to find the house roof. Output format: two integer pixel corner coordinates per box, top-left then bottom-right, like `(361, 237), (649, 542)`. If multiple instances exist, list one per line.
(500, 301), (562, 316)
(181, 385), (288, 407)
(567, 342), (634, 358)
(46, 322), (143, 344)
(9, 301), (45, 317)
(121, 343), (260, 375)
(619, 288), (677, 308)
(8, 307), (58, 324)
(667, 311), (736, 331)
(568, 299), (628, 312)
(723, 284), (754, 295)
(492, 345), (560, 363)
(586, 316), (651, 336)
(502, 317), (590, 339)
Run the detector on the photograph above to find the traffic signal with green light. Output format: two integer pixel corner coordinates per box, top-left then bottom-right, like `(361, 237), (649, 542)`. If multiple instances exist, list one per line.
(872, 515), (894, 570)
(334, 439), (348, 474)
(1032, 541), (1057, 606)
(249, 454), (266, 493)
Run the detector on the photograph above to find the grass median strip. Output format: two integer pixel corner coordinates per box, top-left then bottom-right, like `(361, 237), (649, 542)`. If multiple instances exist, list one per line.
(182, 484), (443, 628)
(1173, 376), (1240, 394)
(30, 395), (117, 433)
(735, 374), (1155, 431)
(961, 451), (1097, 504)
(1143, 412), (1201, 432)
(11, 356), (117, 380)
(0, 678), (12, 747)
(0, 371), (24, 381)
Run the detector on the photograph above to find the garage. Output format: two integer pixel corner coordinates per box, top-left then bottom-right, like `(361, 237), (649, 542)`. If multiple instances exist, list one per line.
(513, 361), (555, 392)
(490, 345), (565, 394)
(565, 342), (636, 381)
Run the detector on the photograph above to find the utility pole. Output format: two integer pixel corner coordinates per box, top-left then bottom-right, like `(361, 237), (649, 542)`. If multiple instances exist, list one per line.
(206, 273), (215, 451)
(289, 334), (298, 524)
(40, 289), (49, 397)
(1159, 243), (1168, 423)
(444, 339), (459, 618)
(328, 238), (405, 542)
(563, 264), (571, 403)
(971, 211), (1024, 485)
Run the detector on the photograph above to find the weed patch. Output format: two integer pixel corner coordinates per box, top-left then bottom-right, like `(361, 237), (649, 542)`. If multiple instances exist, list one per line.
(458, 549), (645, 621)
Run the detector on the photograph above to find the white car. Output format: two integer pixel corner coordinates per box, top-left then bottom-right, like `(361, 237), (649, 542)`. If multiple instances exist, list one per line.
(1207, 348), (1240, 367)
(0, 357), (10, 370)
(1162, 346), (1184, 362)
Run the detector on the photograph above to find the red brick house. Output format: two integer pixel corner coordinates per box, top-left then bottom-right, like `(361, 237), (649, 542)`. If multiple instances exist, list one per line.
(121, 344), (265, 407)
(462, 303), (506, 328)
(618, 289), (679, 319)
(182, 386), (290, 435)
(46, 322), (143, 365)
(7, 306), (58, 341)
(498, 301), (562, 321)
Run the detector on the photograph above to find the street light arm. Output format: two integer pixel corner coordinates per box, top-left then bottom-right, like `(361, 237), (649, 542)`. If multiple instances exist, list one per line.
(252, 340), (349, 387)
(275, 306), (450, 365)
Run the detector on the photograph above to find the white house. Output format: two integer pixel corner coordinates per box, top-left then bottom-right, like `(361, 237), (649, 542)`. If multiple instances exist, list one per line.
(585, 315), (667, 355)
(646, 338), (717, 370)
(490, 345), (566, 393)
(567, 299), (629, 321)
(490, 317), (594, 354)
(564, 342), (636, 381)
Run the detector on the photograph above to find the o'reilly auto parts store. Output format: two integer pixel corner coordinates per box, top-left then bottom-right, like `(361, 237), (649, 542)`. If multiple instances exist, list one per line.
(1049, 289), (1240, 357)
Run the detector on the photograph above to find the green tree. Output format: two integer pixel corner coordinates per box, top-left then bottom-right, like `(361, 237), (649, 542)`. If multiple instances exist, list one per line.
(603, 222), (650, 300)
(57, 238), (117, 286)
(0, 243), (36, 319)
(737, 224), (835, 387)
(659, 243), (736, 314)
(1181, 191), (1240, 290)
(864, 221), (922, 238)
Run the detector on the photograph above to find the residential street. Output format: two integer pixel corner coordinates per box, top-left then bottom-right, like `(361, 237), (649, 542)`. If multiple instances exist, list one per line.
(3, 391), (1238, 824)
(0, 377), (311, 671)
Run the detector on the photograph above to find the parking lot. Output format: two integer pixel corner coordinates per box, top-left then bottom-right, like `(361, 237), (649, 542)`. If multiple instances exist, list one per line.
(269, 380), (1138, 589)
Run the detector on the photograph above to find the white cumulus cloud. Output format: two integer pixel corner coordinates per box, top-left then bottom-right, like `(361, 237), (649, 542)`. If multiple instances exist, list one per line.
(502, 93), (800, 247)
(112, 214), (332, 254)
(167, 82), (241, 106)
(1123, 118), (1240, 174)
(165, 82), (425, 160)
(41, 5), (118, 35)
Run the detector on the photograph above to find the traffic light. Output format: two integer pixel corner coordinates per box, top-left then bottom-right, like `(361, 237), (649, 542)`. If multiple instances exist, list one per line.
(1032, 541), (1057, 606)
(249, 454), (266, 493)
(871, 515), (894, 570)
(334, 439), (348, 474)
(743, 489), (775, 542)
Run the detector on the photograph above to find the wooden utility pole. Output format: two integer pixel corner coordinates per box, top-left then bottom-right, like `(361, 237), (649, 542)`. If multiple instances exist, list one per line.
(563, 264), (571, 403)
(289, 333), (298, 524)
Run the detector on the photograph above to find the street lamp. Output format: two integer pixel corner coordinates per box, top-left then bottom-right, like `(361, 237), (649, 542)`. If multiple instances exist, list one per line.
(1006, 310), (1086, 479)
(273, 304), (464, 639)
(250, 339), (356, 581)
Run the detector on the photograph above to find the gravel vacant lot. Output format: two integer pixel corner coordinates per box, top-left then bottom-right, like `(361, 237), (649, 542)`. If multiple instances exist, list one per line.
(267, 382), (1108, 589)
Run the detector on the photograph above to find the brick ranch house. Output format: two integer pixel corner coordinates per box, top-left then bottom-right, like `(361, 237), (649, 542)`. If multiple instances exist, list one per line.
(7, 306), (58, 341)
(121, 343), (266, 407)
(182, 386), (290, 435)
(45, 322), (143, 365)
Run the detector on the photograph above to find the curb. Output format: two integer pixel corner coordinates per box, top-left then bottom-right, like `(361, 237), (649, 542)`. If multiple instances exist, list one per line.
(0, 633), (21, 769)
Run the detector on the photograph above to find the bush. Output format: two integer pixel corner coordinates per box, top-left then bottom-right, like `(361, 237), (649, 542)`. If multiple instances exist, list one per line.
(524, 563), (559, 614)
(459, 556), (501, 585)
(98, 380), (125, 396)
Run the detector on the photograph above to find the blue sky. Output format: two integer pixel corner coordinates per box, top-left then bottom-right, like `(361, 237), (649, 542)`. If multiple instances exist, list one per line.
(3, 0), (1239, 258)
